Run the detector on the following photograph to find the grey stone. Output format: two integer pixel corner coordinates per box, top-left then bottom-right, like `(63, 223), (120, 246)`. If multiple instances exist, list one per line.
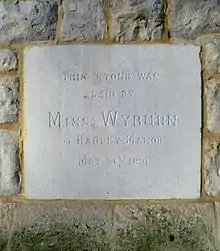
(213, 202), (220, 249)
(0, 77), (19, 124)
(61, 0), (106, 41)
(24, 44), (201, 199)
(111, 0), (164, 42)
(10, 203), (112, 250)
(0, 203), (16, 250)
(2, 202), (218, 250)
(114, 203), (216, 250)
(0, 50), (17, 71)
(206, 79), (220, 133)
(0, 131), (20, 196)
(205, 139), (220, 197)
(202, 39), (220, 78)
(168, 0), (220, 40)
(0, 0), (58, 43)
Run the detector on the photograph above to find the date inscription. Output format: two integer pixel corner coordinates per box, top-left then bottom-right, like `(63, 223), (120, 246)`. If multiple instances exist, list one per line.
(78, 154), (149, 167)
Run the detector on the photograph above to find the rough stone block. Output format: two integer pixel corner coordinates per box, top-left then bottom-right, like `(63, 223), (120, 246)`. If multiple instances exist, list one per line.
(114, 203), (216, 250)
(206, 79), (220, 133)
(0, 50), (17, 71)
(0, 77), (19, 124)
(5, 202), (217, 250)
(61, 0), (106, 41)
(10, 203), (112, 250)
(0, 0), (58, 43)
(205, 139), (220, 197)
(0, 203), (16, 250)
(0, 131), (20, 196)
(202, 39), (220, 78)
(111, 0), (164, 42)
(213, 203), (220, 246)
(168, 0), (220, 40)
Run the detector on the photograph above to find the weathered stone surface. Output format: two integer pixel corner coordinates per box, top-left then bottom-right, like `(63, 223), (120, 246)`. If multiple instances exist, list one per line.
(0, 203), (16, 250)
(114, 203), (216, 250)
(213, 202), (220, 249)
(5, 202), (217, 250)
(61, 0), (106, 41)
(0, 131), (20, 196)
(168, 0), (220, 40)
(206, 79), (220, 133)
(205, 139), (220, 197)
(111, 0), (164, 42)
(10, 203), (112, 251)
(0, 1), (58, 43)
(203, 39), (220, 78)
(0, 77), (19, 124)
(0, 50), (17, 71)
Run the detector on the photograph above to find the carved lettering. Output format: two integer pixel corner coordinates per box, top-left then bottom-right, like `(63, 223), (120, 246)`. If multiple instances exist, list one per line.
(102, 111), (118, 126)
(125, 135), (164, 145)
(61, 71), (160, 82)
(77, 154), (150, 167)
(133, 115), (142, 126)
(167, 115), (178, 126)
(91, 89), (116, 98)
(62, 71), (87, 81)
(49, 112), (177, 128)
(89, 89), (135, 99)
(105, 156), (126, 167)
(100, 111), (178, 127)
(76, 134), (121, 145)
(138, 72), (159, 80)
(79, 155), (100, 166)
(96, 72), (132, 81)
(121, 90), (135, 97)
(105, 155), (149, 166)
(128, 157), (149, 165)
(48, 112), (91, 128)
(49, 112), (61, 127)
(121, 115), (130, 127)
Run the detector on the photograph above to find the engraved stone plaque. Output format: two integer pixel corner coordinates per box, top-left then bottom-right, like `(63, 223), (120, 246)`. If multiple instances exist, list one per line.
(24, 45), (201, 199)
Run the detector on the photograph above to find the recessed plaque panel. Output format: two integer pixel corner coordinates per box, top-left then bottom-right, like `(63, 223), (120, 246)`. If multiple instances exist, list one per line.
(24, 44), (201, 199)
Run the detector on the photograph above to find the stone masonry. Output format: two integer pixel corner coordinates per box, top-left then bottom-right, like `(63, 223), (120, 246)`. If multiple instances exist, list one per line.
(0, 0), (219, 250)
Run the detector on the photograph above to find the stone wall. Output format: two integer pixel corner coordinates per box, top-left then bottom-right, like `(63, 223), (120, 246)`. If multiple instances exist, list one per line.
(0, 0), (220, 250)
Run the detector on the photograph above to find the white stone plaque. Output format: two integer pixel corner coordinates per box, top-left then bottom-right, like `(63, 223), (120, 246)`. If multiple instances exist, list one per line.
(24, 44), (201, 199)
